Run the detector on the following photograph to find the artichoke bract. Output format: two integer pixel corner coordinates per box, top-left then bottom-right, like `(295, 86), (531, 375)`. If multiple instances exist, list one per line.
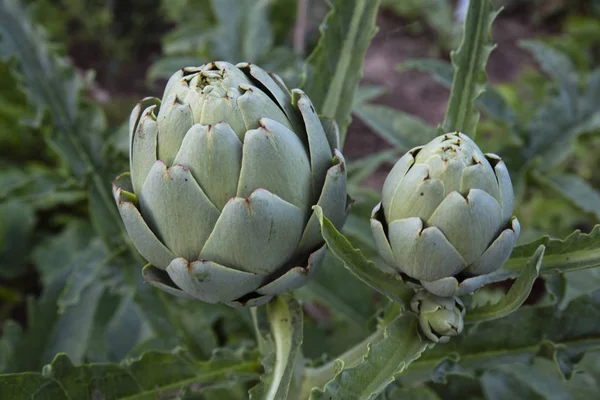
(371, 132), (520, 297)
(113, 62), (348, 307)
(410, 290), (464, 343)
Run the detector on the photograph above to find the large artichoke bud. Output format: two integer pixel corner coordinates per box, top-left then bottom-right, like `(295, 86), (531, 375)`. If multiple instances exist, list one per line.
(371, 132), (519, 297)
(113, 62), (348, 307)
(410, 290), (465, 343)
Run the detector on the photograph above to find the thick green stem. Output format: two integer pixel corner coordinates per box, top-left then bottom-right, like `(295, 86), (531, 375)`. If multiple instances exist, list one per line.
(250, 295), (304, 400)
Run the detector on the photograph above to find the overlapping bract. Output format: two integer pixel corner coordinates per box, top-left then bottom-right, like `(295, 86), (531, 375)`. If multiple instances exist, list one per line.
(371, 132), (520, 297)
(410, 290), (465, 343)
(113, 62), (348, 307)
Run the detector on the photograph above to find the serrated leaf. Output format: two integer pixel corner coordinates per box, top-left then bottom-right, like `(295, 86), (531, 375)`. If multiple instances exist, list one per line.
(0, 200), (35, 279)
(56, 238), (111, 313)
(313, 206), (414, 307)
(249, 295), (303, 400)
(44, 282), (105, 366)
(505, 226), (600, 277)
(537, 173), (600, 221)
(465, 245), (543, 323)
(400, 58), (517, 124)
(382, 385), (441, 400)
(520, 40), (578, 118)
(480, 368), (547, 400)
(31, 221), (95, 285)
(352, 103), (435, 150)
(399, 290), (600, 385)
(0, 348), (260, 400)
(302, 0), (382, 142)
(481, 358), (575, 400)
(440, 0), (498, 138)
(1, 226), (120, 373)
(309, 314), (429, 400)
(0, 0), (131, 252)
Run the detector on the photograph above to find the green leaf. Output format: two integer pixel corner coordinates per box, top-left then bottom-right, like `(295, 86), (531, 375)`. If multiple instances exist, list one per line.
(309, 314), (429, 400)
(0, 373), (66, 399)
(133, 283), (245, 361)
(382, 385), (441, 400)
(241, 0), (273, 62)
(0, 348), (260, 400)
(520, 40), (578, 117)
(297, 251), (380, 360)
(562, 268), (600, 308)
(505, 226), (600, 277)
(0, 200), (35, 279)
(353, 85), (388, 106)
(249, 295), (303, 400)
(55, 239), (113, 313)
(31, 221), (95, 285)
(440, 0), (499, 138)
(399, 290), (600, 384)
(1, 227), (117, 373)
(0, 0), (133, 254)
(302, 0), (382, 142)
(538, 173), (600, 221)
(43, 281), (106, 366)
(400, 58), (517, 125)
(525, 97), (600, 170)
(352, 103), (435, 150)
(347, 149), (400, 186)
(480, 358), (576, 400)
(399, 59), (454, 86)
(313, 206), (414, 307)
(465, 245), (544, 323)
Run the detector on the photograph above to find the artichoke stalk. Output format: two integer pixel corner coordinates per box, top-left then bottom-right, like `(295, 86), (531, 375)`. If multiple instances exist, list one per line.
(113, 62), (349, 307)
(371, 132), (519, 297)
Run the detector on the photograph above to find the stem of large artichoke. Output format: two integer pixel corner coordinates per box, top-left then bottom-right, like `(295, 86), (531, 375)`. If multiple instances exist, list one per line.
(250, 295), (304, 399)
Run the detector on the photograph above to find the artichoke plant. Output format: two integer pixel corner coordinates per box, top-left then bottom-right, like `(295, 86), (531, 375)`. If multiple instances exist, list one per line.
(410, 290), (465, 343)
(371, 132), (519, 297)
(113, 62), (348, 307)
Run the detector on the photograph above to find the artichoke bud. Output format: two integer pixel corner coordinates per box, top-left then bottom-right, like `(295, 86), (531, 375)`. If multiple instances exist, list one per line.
(114, 61), (349, 307)
(371, 132), (520, 297)
(410, 290), (465, 343)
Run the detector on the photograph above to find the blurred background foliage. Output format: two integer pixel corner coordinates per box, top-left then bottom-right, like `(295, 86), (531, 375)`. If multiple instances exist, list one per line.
(2, 0), (600, 398)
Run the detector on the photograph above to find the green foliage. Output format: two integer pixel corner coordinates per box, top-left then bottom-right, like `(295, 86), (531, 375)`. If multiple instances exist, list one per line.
(149, 0), (302, 87)
(440, 0), (498, 138)
(0, 348), (259, 400)
(381, 0), (459, 51)
(3, 0), (600, 398)
(302, 0), (382, 143)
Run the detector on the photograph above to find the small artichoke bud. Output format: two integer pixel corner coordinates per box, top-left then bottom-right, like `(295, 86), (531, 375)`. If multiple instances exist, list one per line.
(371, 132), (520, 297)
(410, 290), (465, 343)
(113, 62), (349, 306)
